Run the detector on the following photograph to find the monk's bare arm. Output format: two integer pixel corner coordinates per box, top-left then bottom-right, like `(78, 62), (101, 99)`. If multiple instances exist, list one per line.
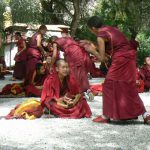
(17, 41), (26, 55)
(51, 43), (57, 67)
(31, 71), (36, 85)
(96, 37), (105, 62)
(37, 34), (46, 56)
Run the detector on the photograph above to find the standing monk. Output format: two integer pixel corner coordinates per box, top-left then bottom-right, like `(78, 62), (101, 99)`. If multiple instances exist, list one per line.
(41, 59), (92, 118)
(51, 35), (94, 101)
(12, 32), (26, 80)
(82, 16), (150, 124)
(26, 25), (47, 80)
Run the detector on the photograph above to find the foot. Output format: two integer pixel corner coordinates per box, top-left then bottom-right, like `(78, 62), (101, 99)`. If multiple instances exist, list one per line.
(93, 115), (110, 123)
(144, 115), (150, 125)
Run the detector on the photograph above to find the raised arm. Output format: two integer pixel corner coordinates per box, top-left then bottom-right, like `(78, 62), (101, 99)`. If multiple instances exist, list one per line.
(51, 43), (57, 67)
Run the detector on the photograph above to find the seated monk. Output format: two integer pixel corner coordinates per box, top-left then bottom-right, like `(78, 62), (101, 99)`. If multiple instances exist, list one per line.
(136, 68), (144, 93)
(41, 59), (92, 118)
(140, 56), (150, 92)
(25, 63), (48, 97)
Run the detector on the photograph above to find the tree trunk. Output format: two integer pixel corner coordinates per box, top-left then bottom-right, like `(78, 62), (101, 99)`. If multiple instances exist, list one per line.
(70, 0), (80, 37)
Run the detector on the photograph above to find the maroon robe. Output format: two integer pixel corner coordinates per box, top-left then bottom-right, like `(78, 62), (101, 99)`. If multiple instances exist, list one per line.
(25, 70), (48, 97)
(26, 33), (43, 81)
(55, 37), (91, 93)
(140, 66), (150, 92)
(13, 38), (26, 79)
(136, 69), (144, 93)
(98, 26), (146, 120)
(129, 39), (139, 50)
(0, 56), (6, 79)
(41, 73), (92, 119)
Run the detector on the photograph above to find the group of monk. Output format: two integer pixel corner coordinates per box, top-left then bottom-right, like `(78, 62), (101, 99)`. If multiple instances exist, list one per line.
(1, 16), (150, 124)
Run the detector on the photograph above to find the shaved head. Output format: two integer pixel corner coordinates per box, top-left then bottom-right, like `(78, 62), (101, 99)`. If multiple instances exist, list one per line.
(56, 59), (68, 67)
(56, 59), (69, 77)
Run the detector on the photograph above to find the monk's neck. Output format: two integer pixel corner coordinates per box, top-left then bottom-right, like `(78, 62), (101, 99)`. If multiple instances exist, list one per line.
(58, 74), (65, 83)
(147, 65), (150, 70)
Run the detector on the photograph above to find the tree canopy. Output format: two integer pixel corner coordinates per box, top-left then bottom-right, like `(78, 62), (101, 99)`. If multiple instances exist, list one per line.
(0, 0), (150, 65)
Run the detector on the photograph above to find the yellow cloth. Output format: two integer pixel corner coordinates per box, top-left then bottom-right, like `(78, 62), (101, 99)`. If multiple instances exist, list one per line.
(14, 98), (42, 120)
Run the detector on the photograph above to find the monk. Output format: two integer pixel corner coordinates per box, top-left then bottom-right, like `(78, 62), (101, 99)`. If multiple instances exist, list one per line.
(51, 35), (94, 101)
(26, 25), (47, 81)
(25, 63), (48, 97)
(136, 68), (144, 93)
(81, 16), (150, 124)
(0, 56), (6, 80)
(41, 59), (92, 119)
(12, 32), (26, 80)
(0, 35), (6, 80)
(140, 56), (150, 92)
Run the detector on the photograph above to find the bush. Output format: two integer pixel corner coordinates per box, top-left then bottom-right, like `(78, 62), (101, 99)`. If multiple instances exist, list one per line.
(137, 31), (150, 66)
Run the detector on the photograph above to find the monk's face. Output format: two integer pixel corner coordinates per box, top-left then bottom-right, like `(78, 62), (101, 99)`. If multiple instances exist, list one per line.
(41, 29), (47, 35)
(145, 57), (150, 66)
(89, 27), (98, 35)
(57, 62), (69, 77)
(15, 35), (20, 40)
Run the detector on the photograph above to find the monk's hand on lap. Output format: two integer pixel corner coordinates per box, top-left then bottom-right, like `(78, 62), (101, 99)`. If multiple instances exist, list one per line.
(57, 101), (68, 108)
(67, 101), (74, 108)
(56, 97), (64, 102)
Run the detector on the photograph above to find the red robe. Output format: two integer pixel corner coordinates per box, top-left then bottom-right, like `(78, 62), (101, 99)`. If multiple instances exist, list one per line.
(140, 66), (150, 92)
(55, 37), (91, 93)
(41, 73), (92, 118)
(25, 33), (43, 81)
(0, 83), (23, 95)
(13, 38), (27, 79)
(98, 26), (146, 120)
(136, 69), (144, 93)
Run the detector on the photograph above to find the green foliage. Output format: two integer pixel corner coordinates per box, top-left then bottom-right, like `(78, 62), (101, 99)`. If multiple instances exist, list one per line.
(76, 25), (96, 41)
(10, 0), (42, 24)
(94, 0), (150, 38)
(0, 1), (5, 30)
(137, 31), (150, 66)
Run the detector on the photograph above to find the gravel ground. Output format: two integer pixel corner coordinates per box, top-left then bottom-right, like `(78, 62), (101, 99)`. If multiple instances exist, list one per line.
(0, 75), (150, 150)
